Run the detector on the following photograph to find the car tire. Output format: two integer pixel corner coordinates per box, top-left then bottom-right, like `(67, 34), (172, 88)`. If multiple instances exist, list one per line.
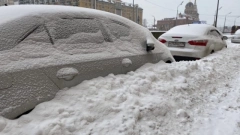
(211, 50), (214, 54)
(165, 60), (172, 64)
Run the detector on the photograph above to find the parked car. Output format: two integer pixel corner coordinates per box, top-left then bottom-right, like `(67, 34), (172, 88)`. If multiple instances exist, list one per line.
(231, 29), (240, 43)
(158, 24), (228, 61)
(0, 5), (174, 119)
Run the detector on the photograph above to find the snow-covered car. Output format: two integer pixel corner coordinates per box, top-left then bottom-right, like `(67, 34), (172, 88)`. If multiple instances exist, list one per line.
(158, 24), (228, 61)
(231, 29), (240, 43)
(0, 5), (174, 119)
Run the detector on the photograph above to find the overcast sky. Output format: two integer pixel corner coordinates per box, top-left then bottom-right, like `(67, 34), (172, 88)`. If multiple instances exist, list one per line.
(121, 0), (240, 27)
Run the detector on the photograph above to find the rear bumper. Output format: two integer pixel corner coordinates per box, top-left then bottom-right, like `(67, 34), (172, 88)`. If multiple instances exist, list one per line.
(231, 39), (240, 43)
(169, 47), (205, 59)
(174, 56), (200, 61)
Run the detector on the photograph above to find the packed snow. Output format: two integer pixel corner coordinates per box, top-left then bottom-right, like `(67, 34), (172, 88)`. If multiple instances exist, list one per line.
(0, 40), (239, 135)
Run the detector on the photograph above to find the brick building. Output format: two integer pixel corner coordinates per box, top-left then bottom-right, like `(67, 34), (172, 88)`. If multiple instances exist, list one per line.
(157, 17), (194, 31)
(18, 0), (143, 25)
(18, 0), (78, 6)
(0, 0), (14, 6)
(79, 0), (143, 25)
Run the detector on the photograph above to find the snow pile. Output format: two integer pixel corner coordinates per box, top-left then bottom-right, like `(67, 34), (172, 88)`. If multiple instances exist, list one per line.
(0, 42), (240, 135)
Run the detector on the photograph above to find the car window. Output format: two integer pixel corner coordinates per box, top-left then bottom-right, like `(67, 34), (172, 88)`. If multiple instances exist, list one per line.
(20, 25), (53, 44)
(47, 18), (111, 44)
(209, 30), (221, 38)
(55, 19), (103, 42)
(47, 18), (112, 54)
(214, 30), (222, 37)
(105, 19), (130, 39)
(0, 16), (44, 51)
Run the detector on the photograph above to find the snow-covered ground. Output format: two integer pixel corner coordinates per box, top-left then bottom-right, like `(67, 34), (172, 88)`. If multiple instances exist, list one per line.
(0, 41), (240, 135)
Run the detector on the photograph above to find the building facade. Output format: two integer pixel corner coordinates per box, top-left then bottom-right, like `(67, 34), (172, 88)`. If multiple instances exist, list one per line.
(157, 0), (199, 31)
(157, 18), (193, 31)
(184, 0), (199, 21)
(0, 0), (14, 6)
(79, 0), (143, 25)
(17, 0), (142, 25)
(18, 0), (78, 6)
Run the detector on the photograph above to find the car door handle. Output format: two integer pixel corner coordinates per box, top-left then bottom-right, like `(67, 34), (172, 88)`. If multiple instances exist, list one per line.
(122, 58), (132, 67)
(56, 67), (79, 81)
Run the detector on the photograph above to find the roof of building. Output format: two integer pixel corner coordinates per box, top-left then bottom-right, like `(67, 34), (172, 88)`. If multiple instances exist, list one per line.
(185, 2), (194, 8)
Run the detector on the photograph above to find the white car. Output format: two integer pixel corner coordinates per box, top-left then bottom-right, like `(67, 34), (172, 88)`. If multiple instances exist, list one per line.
(158, 24), (228, 61)
(231, 29), (240, 43)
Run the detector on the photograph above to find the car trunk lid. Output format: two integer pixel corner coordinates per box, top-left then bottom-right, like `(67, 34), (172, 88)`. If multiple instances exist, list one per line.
(160, 34), (199, 49)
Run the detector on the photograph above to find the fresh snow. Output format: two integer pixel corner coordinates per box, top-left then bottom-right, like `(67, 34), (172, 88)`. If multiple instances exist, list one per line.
(164, 24), (215, 36)
(0, 41), (240, 135)
(235, 29), (240, 35)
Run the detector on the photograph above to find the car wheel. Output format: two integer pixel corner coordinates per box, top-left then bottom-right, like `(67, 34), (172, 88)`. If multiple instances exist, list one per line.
(211, 50), (214, 54)
(225, 45), (227, 48)
(165, 60), (172, 63)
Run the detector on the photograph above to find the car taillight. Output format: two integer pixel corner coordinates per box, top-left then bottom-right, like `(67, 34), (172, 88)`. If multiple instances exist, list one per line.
(159, 38), (167, 43)
(188, 40), (208, 46)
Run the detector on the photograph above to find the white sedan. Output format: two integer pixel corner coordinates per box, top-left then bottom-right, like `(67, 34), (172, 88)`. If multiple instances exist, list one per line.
(231, 29), (240, 43)
(158, 24), (228, 61)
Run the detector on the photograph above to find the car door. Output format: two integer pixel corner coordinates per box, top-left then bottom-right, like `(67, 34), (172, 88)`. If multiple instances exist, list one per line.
(215, 30), (226, 49)
(207, 30), (220, 52)
(102, 18), (159, 74)
(42, 16), (122, 89)
(212, 30), (225, 51)
(0, 17), (60, 119)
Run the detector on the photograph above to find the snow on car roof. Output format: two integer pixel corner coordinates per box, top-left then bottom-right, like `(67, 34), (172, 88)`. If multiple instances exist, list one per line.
(0, 5), (130, 25)
(235, 29), (240, 35)
(165, 24), (215, 36)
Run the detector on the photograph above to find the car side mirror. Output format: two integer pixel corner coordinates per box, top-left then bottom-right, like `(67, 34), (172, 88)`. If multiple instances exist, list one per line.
(222, 36), (228, 40)
(146, 38), (155, 51)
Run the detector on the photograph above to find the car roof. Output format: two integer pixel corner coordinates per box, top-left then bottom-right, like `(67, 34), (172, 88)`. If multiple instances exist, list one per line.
(235, 29), (240, 35)
(0, 5), (131, 25)
(176, 24), (216, 29)
(165, 24), (218, 36)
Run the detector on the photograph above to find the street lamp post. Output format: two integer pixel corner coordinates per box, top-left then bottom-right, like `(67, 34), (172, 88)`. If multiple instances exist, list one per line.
(95, 0), (96, 9)
(215, 0), (220, 27)
(223, 12), (231, 33)
(213, 6), (222, 26)
(234, 16), (240, 26)
(175, 1), (184, 26)
(133, 0), (135, 22)
(152, 16), (156, 29)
